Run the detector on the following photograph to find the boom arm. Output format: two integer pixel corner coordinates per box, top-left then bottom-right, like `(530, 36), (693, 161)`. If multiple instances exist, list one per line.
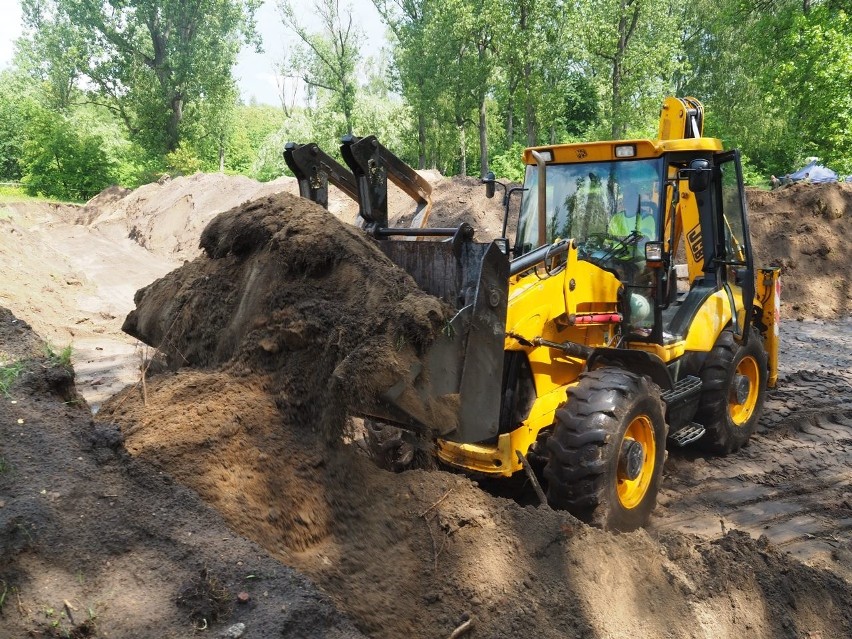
(658, 97), (704, 140)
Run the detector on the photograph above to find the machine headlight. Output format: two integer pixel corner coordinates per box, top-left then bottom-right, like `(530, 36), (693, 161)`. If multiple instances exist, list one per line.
(644, 241), (664, 265)
(614, 144), (636, 158)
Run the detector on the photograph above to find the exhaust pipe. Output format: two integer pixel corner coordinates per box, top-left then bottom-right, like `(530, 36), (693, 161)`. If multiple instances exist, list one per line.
(530, 150), (548, 248)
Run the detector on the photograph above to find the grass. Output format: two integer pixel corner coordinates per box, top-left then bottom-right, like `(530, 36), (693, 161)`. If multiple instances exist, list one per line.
(0, 457), (10, 474)
(0, 183), (81, 205)
(0, 360), (25, 397)
(44, 343), (73, 368)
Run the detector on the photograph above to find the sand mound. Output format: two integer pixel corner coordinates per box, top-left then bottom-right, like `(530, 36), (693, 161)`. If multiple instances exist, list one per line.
(747, 182), (852, 318)
(101, 365), (852, 639)
(120, 191), (451, 439)
(78, 169), (517, 265)
(82, 173), (300, 261)
(391, 174), (520, 240)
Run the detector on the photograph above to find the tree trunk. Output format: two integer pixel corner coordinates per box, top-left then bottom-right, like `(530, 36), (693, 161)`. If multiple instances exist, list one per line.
(507, 96), (514, 147)
(219, 139), (225, 172)
(457, 119), (467, 176)
(479, 96), (488, 178)
(526, 99), (536, 146)
(167, 94), (183, 152)
(418, 112), (426, 169)
(611, 0), (640, 140)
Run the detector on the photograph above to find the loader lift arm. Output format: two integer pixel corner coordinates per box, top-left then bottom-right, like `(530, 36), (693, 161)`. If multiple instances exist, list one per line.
(286, 136), (451, 239)
(340, 134), (433, 231)
(283, 142), (360, 209)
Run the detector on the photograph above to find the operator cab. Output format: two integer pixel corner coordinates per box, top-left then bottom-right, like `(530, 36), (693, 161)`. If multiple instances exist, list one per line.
(515, 156), (665, 337)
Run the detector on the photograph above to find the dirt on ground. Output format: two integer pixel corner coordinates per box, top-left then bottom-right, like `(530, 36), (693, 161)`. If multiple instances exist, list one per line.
(1, 175), (851, 638)
(747, 182), (852, 319)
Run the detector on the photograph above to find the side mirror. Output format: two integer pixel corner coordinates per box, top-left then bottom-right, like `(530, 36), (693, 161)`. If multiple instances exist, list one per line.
(685, 158), (712, 192)
(483, 170), (496, 198)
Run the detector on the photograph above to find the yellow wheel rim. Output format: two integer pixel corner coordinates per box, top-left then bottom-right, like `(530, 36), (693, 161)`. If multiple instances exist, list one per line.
(730, 356), (760, 426)
(617, 415), (656, 510)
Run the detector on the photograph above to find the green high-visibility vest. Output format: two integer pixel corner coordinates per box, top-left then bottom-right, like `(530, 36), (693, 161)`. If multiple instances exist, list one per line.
(608, 212), (656, 239)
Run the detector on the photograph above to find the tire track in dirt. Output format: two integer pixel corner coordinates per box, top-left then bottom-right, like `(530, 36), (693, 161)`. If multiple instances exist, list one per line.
(652, 320), (852, 581)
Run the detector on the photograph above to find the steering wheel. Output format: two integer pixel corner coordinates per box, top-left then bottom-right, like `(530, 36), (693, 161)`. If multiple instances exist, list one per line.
(580, 232), (638, 261)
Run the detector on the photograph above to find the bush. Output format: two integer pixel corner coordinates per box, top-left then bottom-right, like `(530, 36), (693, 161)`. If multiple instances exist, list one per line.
(20, 110), (117, 201)
(488, 143), (526, 183)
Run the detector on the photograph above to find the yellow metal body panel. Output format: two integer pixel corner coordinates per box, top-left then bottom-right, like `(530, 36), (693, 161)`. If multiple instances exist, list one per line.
(437, 243), (620, 475)
(436, 98), (776, 477)
(682, 289), (739, 352)
(756, 268), (781, 388)
(658, 96), (705, 140)
(523, 137), (722, 166)
(436, 383), (576, 476)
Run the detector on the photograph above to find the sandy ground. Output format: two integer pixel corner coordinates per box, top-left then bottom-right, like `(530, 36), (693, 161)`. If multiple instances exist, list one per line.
(1, 175), (851, 638)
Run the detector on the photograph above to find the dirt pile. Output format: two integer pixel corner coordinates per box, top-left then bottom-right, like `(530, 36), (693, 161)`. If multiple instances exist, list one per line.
(0, 307), (365, 639)
(96, 188), (852, 637)
(80, 173), (300, 262)
(747, 182), (852, 318)
(78, 169), (516, 265)
(120, 191), (452, 439)
(392, 174), (520, 240)
(100, 343), (852, 638)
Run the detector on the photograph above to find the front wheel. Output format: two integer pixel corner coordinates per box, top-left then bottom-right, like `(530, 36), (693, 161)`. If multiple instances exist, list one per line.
(543, 368), (667, 531)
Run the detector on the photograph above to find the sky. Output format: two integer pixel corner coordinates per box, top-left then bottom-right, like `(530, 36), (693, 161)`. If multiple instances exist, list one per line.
(0, 0), (388, 106)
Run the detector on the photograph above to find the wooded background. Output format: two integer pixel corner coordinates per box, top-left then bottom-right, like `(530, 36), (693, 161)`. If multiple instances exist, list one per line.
(1, 0), (849, 200)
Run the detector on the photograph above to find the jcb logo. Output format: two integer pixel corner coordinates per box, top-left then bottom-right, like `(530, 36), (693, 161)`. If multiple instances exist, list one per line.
(687, 225), (704, 262)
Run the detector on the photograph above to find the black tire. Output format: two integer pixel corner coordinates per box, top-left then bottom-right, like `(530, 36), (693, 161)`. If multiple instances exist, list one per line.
(362, 419), (432, 472)
(543, 368), (667, 531)
(694, 327), (768, 455)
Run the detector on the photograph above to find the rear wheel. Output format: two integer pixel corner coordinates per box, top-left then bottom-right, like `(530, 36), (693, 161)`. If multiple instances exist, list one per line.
(543, 368), (667, 531)
(694, 327), (768, 454)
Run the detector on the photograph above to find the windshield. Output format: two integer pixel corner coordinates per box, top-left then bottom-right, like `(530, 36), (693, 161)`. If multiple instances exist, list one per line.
(515, 158), (664, 256)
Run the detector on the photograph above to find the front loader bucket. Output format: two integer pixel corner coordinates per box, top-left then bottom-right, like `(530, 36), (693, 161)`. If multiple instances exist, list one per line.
(361, 239), (509, 444)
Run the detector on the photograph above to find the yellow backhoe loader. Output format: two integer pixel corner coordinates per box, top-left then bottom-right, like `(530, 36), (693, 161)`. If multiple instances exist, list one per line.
(285, 97), (780, 531)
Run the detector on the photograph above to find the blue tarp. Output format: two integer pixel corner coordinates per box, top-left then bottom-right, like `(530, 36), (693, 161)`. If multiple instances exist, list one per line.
(788, 161), (838, 184)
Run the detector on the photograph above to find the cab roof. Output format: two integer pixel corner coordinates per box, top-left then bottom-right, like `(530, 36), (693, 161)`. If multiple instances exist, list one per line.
(522, 137), (724, 165)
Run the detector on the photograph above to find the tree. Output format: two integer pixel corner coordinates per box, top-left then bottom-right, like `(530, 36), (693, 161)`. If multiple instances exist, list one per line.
(581, 0), (684, 139)
(21, 0), (261, 157)
(17, 0), (83, 112)
(0, 71), (32, 181)
(374, 0), (450, 169)
(279, 0), (361, 135)
(20, 108), (117, 201)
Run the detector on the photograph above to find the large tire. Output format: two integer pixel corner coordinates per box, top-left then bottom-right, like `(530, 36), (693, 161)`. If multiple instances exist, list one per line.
(543, 368), (667, 531)
(694, 327), (768, 455)
(362, 419), (432, 472)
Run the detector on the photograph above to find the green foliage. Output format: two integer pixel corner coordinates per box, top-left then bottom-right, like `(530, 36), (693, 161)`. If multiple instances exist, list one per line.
(0, 0), (848, 196)
(280, 0), (361, 135)
(0, 71), (30, 181)
(165, 142), (204, 176)
(44, 343), (73, 368)
(739, 154), (768, 188)
(21, 0), (261, 159)
(489, 143), (526, 183)
(20, 109), (117, 201)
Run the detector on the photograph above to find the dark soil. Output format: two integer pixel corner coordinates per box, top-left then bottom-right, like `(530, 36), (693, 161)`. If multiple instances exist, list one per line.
(122, 192), (451, 442)
(3, 178), (852, 639)
(747, 182), (852, 318)
(0, 307), (365, 639)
